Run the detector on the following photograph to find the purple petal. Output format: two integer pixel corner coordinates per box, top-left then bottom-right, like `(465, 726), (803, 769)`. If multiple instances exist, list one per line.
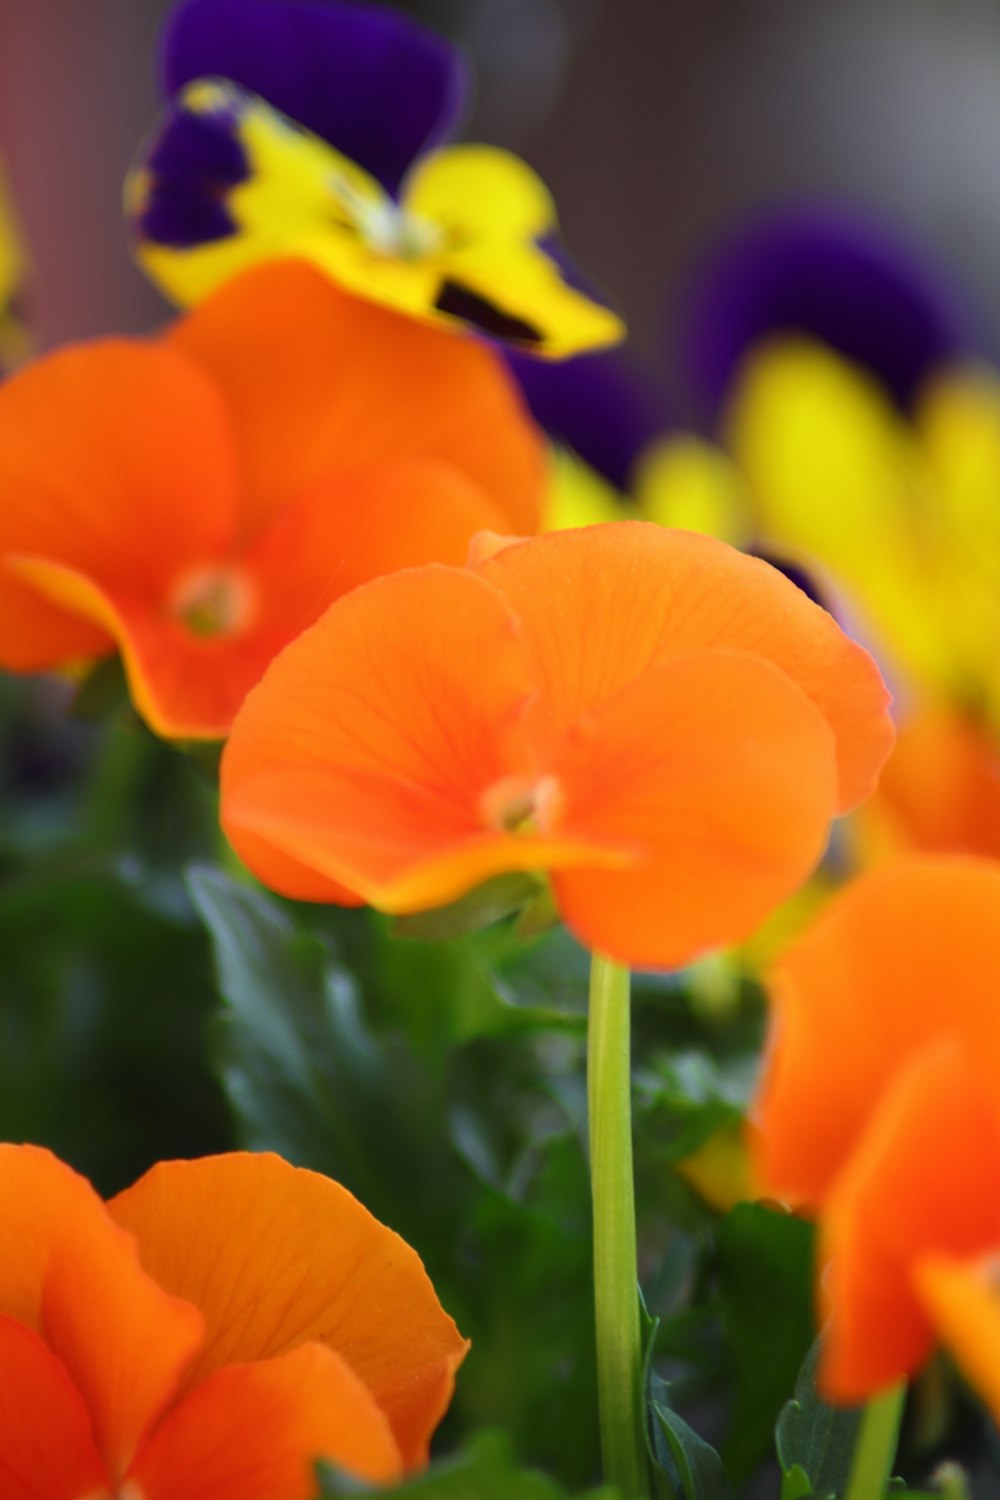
(679, 203), (979, 423)
(137, 103), (249, 247)
(507, 346), (672, 493)
(161, 0), (470, 195)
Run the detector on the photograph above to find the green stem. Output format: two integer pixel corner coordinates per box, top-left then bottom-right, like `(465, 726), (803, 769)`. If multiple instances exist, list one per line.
(844, 1384), (906, 1500)
(587, 950), (651, 1499)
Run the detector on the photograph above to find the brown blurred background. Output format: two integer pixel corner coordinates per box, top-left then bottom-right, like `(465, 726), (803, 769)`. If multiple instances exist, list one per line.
(3, 0), (1000, 363)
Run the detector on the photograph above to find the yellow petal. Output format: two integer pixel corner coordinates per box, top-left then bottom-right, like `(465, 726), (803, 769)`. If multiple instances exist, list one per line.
(727, 337), (948, 692)
(404, 144), (555, 243)
(916, 367), (1000, 723)
(437, 239), (624, 358)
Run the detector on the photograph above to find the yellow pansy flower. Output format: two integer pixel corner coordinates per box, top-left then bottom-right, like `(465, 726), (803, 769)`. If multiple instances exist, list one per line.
(128, 80), (624, 359)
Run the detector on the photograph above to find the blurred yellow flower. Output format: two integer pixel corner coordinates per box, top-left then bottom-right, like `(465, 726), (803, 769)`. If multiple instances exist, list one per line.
(543, 447), (626, 531)
(643, 339), (1000, 728)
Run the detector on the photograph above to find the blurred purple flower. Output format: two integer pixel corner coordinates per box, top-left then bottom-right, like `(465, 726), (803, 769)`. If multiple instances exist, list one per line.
(679, 204), (979, 424)
(508, 347), (670, 493)
(161, 0), (470, 196)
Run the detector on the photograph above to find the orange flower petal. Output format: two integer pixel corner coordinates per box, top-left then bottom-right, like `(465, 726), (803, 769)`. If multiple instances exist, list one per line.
(476, 523), (893, 811)
(0, 1313), (110, 1500)
(753, 857), (1000, 1206)
(128, 1344), (402, 1500)
(0, 1144), (203, 1478)
(820, 1046), (1000, 1402)
(11, 458), (508, 741)
(242, 458), (510, 644)
(170, 260), (544, 538)
(108, 1153), (468, 1469)
(6, 556), (277, 740)
(0, 340), (239, 672)
(856, 705), (1000, 862)
(915, 1254), (1000, 1426)
(222, 564), (630, 907)
(551, 649), (838, 967)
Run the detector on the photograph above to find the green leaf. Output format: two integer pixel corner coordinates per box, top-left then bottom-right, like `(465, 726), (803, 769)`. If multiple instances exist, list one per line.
(642, 1299), (733, 1500)
(317, 1431), (620, 1497)
(648, 1402), (734, 1500)
(636, 1049), (755, 1163)
(776, 1340), (863, 1500)
(716, 1202), (815, 1477)
(0, 860), (229, 1192)
(392, 873), (545, 941)
(186, 864), (463, 1242)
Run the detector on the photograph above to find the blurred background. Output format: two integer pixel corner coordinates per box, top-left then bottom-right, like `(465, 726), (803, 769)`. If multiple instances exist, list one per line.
(5, 0), (1000, 394)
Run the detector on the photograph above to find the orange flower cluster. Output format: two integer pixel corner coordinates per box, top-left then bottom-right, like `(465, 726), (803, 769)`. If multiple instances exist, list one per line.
(0, 260), (542, 739)
(0, 1145), (465, 1498)
(753, 856), (1000, 1413)
(220, 522), (894, 968)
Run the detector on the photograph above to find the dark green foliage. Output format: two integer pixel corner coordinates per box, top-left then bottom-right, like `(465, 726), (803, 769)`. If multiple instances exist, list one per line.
(191, 866), (602, 1485)
(716, 1204), (816, 1477)
(776, 1342), (863, 1500)
(318, 1431), (620, 1498)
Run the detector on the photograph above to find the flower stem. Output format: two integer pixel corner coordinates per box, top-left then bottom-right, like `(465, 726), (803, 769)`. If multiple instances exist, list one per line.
(587, 950), (651, 1499)
(844, 1384), (906, 1500)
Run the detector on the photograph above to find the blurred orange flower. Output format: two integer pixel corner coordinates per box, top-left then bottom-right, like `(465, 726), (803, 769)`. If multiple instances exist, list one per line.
(0, 1145), (466, 1498)
(221, 523), (893, 968)
(0, 259), (543, 739)
(854, 704), (1000, 864)
(752, 857), (1000, 1408)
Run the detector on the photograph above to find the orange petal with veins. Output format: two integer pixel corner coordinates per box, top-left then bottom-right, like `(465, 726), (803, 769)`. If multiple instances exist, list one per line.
(476, 523), (893, 811)
(551, 649), (838, 967)
(128, 1344), (402, 1500)
(109, 1152), (467, 1470)
(221, 564), (630, 907)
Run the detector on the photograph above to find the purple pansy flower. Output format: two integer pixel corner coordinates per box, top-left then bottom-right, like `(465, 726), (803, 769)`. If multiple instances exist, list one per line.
(678, 203), (979, 425)
(161, 0), (469, 197)
(142, 0), (650, 481)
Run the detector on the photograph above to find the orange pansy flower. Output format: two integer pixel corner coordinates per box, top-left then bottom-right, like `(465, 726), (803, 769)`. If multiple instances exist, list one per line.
(0, 259), (543, 739)
(752, 857), (1000, 1408)
(0, 1145), (466, 1499)
(220, 522), (893, 968)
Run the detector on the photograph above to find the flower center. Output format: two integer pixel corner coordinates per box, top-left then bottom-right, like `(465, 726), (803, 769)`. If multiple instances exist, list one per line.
(480, 774), (562, 835)
(170, 565), (254, 640)
(331, 171), (444, 261)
